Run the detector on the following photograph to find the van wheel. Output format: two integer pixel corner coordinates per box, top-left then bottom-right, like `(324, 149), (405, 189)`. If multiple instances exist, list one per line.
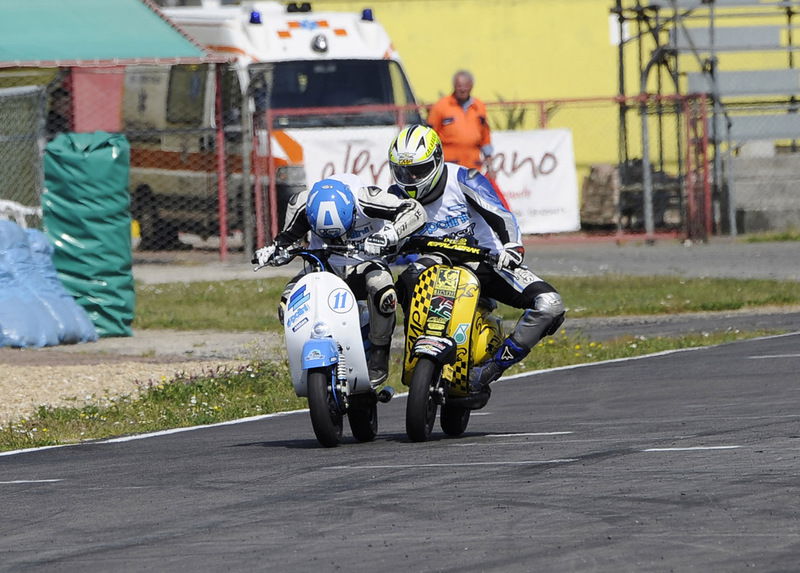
(131, 184), (179, 250)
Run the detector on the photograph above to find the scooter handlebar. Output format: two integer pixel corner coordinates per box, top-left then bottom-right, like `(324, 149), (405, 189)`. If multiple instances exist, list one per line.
(395, 236), (498, 267)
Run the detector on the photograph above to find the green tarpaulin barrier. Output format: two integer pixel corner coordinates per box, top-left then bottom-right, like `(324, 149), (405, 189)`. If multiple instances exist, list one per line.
(42, 132), (134, 337)
(0, 0), (208, 66)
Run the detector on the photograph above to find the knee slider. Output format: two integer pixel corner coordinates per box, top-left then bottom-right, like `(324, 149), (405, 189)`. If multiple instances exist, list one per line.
(365, 266), (395, 316)
(534, 292), (565, 335)
(374, 285), (397, 317)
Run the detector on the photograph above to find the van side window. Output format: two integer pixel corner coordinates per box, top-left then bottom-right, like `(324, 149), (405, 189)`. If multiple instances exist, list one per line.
(221, 69), (242, 126)
(388, 61), (422, 124)
(167, 64), (207, 125)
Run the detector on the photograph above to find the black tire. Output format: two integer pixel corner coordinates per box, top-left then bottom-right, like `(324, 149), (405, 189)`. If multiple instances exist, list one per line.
(406, 357), (440, 442)
(307, 368), (343, 447)
(440, 403), (471, 437)
(131, 184), (180, 251)
(347, 393), (378, 443)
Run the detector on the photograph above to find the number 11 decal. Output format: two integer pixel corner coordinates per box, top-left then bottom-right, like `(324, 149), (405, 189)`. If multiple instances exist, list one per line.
(328, 288), (354, 313)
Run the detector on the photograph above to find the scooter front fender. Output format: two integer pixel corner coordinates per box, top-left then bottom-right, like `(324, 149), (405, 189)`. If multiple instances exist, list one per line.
(302, 339), (339, 370)
(413, 335), (456, 366)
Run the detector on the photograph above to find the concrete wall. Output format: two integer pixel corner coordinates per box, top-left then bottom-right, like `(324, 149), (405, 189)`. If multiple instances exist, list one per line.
(732, 156), (800, 232)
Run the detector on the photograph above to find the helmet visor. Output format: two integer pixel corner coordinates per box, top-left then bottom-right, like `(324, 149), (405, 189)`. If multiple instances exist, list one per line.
(390, 160), (435, 186)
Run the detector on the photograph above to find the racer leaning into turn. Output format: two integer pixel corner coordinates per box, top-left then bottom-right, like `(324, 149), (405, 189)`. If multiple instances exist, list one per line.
(387, 124), (565, 395)
(252, 173), (427, 386)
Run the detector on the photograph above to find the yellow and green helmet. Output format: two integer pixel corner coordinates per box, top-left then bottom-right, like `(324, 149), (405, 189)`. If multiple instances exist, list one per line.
(388, 125), (445, 202)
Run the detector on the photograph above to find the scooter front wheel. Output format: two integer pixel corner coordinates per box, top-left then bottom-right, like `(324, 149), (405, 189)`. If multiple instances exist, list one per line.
(406, 357), (440, 442)
(307, 367), (344, 447)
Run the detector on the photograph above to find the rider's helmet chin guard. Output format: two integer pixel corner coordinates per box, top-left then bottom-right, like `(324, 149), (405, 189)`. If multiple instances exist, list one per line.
(305, 178), (357, 239)
(388, 124), (444, 203)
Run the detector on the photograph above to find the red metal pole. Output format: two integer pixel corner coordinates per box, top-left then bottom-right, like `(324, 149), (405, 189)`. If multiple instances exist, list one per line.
(700, 96), (713, 236)
(266, 109), (279, 240)
(214, 65), (229, 261)
(252, 121), (265, 248)
(683, 98), (696, 239)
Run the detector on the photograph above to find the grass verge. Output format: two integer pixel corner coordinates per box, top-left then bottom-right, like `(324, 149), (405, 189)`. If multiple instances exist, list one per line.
(741, 229), (800, 243)
(133, 275), (800, 331)
(1, 327), (781, 452)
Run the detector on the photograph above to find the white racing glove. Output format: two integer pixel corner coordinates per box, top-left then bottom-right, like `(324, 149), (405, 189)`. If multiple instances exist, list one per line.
(252, 244), (291, 268)
(364, 225), (400, 256)
(496, 242), (525, 271)
(252, 245), (275, 267)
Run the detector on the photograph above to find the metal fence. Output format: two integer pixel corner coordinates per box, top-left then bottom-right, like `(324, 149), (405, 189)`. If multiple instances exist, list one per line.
(0, 64), (717, 260)
(483, 94), (711, 239)
(0, 84), (45, 228)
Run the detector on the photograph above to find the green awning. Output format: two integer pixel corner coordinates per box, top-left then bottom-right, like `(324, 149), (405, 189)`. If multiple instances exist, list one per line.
(0, 0), (224, 68)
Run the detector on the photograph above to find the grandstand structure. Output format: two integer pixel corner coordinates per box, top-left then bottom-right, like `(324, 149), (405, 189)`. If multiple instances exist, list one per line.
(614, 0), (800, 236)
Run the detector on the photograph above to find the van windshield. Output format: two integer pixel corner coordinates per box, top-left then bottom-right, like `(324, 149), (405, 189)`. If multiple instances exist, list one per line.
(256, 59), (421, 128)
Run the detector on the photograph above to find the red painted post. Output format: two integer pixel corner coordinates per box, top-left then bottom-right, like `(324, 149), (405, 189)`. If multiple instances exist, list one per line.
(252, 121), (265, 248)
(266, 109), (279, 240)
(683, 97), (696, 239)
(700, 96), (713, 237)
(214, 65), (229, 261)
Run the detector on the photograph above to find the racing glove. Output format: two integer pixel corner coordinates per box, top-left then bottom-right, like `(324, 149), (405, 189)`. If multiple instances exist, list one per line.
(252, 244), (291, 267)
(496, 242), (525, 271)
(364, 225), (399, 256)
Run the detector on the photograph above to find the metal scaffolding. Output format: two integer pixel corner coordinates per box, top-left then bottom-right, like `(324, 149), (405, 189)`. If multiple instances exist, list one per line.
(612, 0), (800, 238)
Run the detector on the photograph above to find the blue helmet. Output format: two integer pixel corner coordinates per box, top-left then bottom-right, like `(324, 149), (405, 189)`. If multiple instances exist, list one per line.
(305, 178), (357, 239)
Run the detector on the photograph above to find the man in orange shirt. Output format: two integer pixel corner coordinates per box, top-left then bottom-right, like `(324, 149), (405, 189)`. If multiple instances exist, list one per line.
(427, 70), (493, 171)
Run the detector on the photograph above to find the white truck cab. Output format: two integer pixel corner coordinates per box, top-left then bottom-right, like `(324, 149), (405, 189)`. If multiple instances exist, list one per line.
(124, 1), (419, 250)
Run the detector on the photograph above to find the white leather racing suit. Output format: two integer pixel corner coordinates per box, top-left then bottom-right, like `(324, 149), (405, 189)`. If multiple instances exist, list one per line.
(274, 172), (426, 347)
(394, 163), (565, 367)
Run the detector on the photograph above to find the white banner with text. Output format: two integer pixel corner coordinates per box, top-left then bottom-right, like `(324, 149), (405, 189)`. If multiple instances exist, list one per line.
(283, 126), (580, 234)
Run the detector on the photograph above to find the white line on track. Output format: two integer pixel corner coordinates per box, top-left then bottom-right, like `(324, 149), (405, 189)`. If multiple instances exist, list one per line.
(0, 443), (83, 458)
(0, 411), (305, 457)
(99, 410), (305, 443)
(642, 446), (741, 452)
(747, 353), (800, 359)
(487, 432), (573, 437)
(323, 459), (578, 470)
(501, 331), (800, 382)
(0, 479), (62, 484)
(448, 432), (574, 447)
(501, 347), (707, 381)
(2, 332), (795, 457)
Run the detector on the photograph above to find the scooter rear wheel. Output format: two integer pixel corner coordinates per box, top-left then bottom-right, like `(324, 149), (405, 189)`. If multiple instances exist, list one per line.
(308, 368), (344, 447)
(440, 403), (471, 437)
(347, 392), (378, 442)
(406, 357), (440, 442)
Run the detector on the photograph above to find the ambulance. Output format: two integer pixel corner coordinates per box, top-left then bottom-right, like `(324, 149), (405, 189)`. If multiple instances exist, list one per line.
(123, 1), (420, 250)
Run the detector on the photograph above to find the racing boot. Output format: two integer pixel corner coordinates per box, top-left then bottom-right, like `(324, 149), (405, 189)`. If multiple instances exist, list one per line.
(469, 336), (528, 393)
(368, 344), (390, 387)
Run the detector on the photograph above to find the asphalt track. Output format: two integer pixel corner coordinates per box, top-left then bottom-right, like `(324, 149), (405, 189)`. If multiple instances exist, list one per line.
(2, 333), (799, 572)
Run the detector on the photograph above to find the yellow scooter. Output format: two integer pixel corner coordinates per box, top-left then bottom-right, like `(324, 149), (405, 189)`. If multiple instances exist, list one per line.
(397, 236), (504, 442)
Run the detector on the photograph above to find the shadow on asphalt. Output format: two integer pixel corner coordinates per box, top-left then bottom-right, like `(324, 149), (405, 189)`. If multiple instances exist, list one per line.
(230, 439), (321, 450)
(228, 430), (492, 450)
